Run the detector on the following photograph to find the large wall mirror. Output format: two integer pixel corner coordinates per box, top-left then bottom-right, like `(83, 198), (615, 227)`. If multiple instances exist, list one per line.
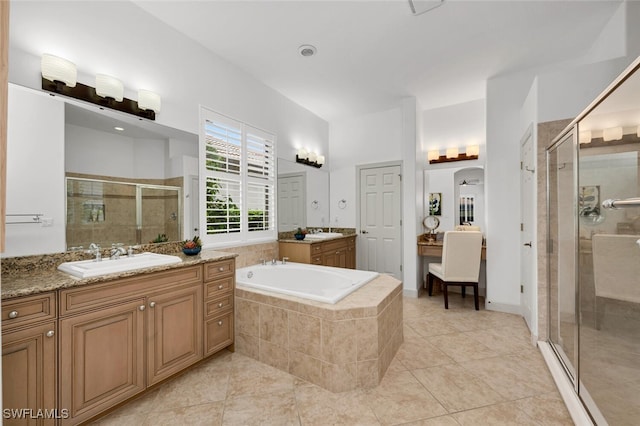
(63, 103), (199, 249)
(277, 158), (329, 232)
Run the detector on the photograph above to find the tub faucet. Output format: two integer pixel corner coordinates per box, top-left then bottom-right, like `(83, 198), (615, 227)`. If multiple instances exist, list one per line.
(282, 257), (289, 265)
(260, 259), (267, 266)
(271, 259), (277, 265)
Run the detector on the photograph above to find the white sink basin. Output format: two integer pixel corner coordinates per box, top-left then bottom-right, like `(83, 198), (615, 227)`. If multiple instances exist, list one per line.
(304, 232), (344, 240)
(58, 252), (183, 278)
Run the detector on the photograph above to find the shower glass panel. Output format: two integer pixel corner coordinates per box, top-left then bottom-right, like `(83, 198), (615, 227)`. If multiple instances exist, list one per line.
(139, 185), (182, 244)
(547, 131), (577, 382)
(576, 64), (640, 422)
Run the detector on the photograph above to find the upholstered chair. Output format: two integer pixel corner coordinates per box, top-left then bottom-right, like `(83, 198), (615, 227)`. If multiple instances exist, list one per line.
(427, 231), (483, 310)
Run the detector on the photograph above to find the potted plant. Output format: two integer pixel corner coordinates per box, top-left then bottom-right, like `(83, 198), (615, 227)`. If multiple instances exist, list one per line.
(294, 227), (307, 240)
(182, 235), (202, 255)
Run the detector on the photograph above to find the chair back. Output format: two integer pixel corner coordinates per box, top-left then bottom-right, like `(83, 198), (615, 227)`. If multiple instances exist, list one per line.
(441, 231), (483, 282)
(592, 234), (640, 303)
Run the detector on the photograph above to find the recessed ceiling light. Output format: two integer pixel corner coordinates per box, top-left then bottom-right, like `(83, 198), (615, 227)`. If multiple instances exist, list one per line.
(298, 45), (317, 57)
(114, 126), (124, 131)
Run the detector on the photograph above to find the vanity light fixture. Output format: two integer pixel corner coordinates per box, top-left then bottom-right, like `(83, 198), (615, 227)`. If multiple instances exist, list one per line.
(296, 149), (323, 168)
(40, 54), (159, 120)
(579, 131), (592, 144)
(41, 54), (77, 87)
(95, 74), (124, 102)
(138, 89), (161, 113)
(429, 146), (480, 164)
(603, 127), (623, 142)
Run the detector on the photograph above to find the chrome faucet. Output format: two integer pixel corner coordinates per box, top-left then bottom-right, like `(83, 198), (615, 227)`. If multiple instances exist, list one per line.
(282, 257), (289, 265)
(127, 245), (140, 257)
(88, 243), (101, 261)
(110, 243), (126, 260)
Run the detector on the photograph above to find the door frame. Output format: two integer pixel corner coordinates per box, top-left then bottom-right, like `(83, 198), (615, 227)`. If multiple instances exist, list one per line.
(355, 160), (403, 279)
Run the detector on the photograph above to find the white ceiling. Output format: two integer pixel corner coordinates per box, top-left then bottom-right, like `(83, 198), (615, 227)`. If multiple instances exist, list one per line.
(134, 0), (622, 121)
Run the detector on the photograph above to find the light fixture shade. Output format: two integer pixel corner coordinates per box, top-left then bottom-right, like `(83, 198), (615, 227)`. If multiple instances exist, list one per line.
(41, 54), (77, 87)
(466, 145), (479, 156)
(427, 150), (439, 161)
(317, 155), (325, 165)
(297, 148), (308, 160)
(95, 74), (124, 102)
(602, 127), (623, 142)
(446, 148), (459, 159)
(579, 131), (592, 144)
(308, 151), (318, 162)
(138, 89), (161, 112)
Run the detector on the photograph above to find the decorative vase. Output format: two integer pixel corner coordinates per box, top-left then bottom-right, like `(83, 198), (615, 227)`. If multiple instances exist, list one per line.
(294, 233), (305, 240)
(182, 246), (202, 256)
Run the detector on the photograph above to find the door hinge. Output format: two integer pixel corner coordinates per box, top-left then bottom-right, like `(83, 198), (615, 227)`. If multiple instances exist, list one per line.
(520, 161), (523, 170)
(399, 174), (402, 181)
(520, 284), (524, 293)
(400, 264), (403, 272)
(400, 219), (402, 226)
(521, 223), (524, 231)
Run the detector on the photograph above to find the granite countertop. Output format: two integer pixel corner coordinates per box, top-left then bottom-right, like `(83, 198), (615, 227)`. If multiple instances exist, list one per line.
(278, 233), (357, 244)
(1, 249), (238, 300)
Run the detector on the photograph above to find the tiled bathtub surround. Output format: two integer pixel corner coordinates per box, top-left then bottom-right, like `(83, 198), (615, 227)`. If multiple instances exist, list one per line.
(234, 274), (403, 392)
(216, 241), (279, 268)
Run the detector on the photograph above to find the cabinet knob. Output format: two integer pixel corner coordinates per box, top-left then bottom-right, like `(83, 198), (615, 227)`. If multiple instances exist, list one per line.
(218, 284), (224, 290)
(149, 301), (156, 308)
(336, 251), (340, 254)
(218, 267), (224, 272)
(218, 320), (223, 326)
(8, 310), (18, 319)
(139, 305), (146, 311)
(218, 302), (224, 308)
(46, 330), (55, 338)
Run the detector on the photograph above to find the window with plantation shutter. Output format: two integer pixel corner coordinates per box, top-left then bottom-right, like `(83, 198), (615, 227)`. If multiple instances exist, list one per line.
(199, 108), (276, 245)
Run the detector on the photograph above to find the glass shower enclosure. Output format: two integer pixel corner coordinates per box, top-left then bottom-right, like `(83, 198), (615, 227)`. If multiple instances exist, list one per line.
(546, 59), (640, 424)
(66, 177), (182, 249)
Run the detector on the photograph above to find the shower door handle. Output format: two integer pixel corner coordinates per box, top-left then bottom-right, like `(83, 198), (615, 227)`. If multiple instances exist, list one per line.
(602, 197), (640, 209)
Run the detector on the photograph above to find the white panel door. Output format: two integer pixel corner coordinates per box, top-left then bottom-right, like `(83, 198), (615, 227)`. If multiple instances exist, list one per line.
(278, 174), (305, 231)
(520, 128), (535, 333)
(359, 165), (402, 279)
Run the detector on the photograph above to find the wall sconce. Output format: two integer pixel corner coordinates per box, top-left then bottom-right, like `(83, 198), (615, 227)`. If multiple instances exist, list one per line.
(40, 53), (159, 120)
(603, 127), (623, 141)
(429, 145), (480, 164)
(296, 149), (323, 168)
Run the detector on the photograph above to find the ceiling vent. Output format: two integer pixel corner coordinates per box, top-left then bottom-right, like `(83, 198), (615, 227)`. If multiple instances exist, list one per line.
(408, 0), (445, 16)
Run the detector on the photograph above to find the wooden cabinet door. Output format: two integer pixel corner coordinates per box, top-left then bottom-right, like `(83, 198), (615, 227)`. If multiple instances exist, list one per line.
(146, 284), (203, 385)
(347, 238), (356, 269)
(323, 248), (347, 268)
(2, 321), (57, 426)
(59, 299), (145, 425)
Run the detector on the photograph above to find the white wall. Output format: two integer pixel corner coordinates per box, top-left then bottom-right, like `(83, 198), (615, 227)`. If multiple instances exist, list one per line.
(422, 99), (486, 155)
(328, 100), (419, 295)
(5, 85), (66, 256)
(8, 0), (329, 174)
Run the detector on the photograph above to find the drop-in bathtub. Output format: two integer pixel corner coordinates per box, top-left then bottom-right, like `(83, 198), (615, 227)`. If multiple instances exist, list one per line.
(235, 262), (379, 304)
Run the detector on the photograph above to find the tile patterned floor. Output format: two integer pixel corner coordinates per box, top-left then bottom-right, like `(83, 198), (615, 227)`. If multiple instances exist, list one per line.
(93, 293), (573, 425)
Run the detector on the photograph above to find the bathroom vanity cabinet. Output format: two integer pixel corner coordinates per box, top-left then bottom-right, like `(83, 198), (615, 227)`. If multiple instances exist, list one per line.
(1, 256), (235, 425)
(278, 235), (356, 269)
(1, 292), (58, 425)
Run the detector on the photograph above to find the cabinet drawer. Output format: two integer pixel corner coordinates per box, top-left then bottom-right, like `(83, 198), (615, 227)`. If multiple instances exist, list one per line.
(311, 243), (324, 254)
(311, 255), (323, 265)
(204, 312), (234, 356)
(205, 276), (235, 300)
(60, 266), (202, 317)
(204, 259), (235, 282)
(2, 292), (56, 331)
(322, 239), (348, 253)
(205, 294), (233, 318)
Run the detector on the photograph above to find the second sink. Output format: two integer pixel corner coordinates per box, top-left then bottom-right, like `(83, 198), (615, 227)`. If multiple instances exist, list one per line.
(58, 252), (183, 278)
